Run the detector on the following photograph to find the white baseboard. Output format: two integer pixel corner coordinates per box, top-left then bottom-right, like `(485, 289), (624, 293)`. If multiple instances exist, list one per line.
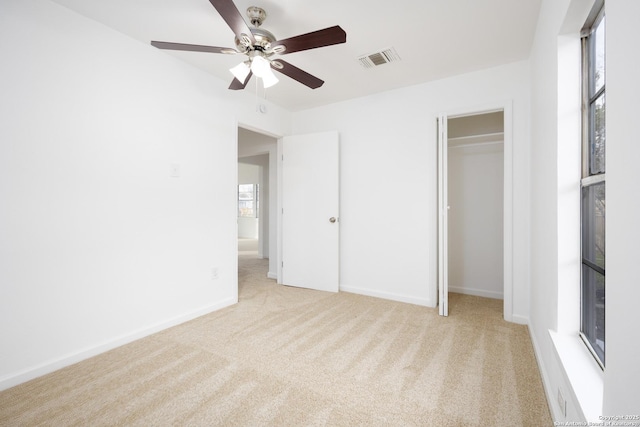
(0, 297), (236, 392)
(528, 322), (564, 423)
(267, 271), (277, 280)
(511, 314), (529, 325)
(340, 285), (433, 307)
(448, 286), (503, 300)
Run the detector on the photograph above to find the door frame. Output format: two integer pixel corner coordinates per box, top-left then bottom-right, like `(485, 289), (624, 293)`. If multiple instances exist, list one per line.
(437, 113), (448, 316)
(236, 122), (282, 282)
(436, 101), (514, 321)
(236, 124), (341, 289)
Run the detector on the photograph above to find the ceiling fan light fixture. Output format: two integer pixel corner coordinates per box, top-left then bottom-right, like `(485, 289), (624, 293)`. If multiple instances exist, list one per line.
(230, 61), (251, 82)
(261, 69), (279, 88)
(250, 55), (270, 78)
(250, 54), (278, 87)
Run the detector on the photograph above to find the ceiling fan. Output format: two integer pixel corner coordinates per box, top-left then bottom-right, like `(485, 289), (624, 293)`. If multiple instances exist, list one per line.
(151, 0), (347, 90)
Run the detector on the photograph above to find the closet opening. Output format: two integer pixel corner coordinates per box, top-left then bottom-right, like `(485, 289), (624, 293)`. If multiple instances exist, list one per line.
(438, 108), (511, 319)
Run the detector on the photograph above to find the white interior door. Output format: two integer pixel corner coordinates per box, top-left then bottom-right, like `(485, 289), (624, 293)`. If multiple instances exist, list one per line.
(437, 115), (449, 316)
(281, 131), (339, 292)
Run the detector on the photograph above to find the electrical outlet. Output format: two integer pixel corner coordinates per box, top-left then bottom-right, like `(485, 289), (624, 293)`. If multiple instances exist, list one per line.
(211, 267), (219, 280)
(557, 388), (567, 417)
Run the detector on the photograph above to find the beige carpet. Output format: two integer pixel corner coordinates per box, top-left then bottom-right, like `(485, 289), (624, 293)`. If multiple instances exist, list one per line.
(0, 254), (551, 426)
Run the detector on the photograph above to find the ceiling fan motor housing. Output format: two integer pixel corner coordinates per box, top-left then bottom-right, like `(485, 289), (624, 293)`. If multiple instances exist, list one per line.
(235, 27), (277, 54)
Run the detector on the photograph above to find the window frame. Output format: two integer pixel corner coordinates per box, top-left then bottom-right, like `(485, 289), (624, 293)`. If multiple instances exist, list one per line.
(579, 1), (606, 369)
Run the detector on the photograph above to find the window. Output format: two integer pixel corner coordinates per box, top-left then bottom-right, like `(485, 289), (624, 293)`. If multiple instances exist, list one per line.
(238, 184), (259, 218)
(580, 2), (605, 367)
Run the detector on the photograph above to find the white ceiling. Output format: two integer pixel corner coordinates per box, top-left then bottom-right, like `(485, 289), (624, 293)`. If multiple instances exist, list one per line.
(50, 0), (542, 111)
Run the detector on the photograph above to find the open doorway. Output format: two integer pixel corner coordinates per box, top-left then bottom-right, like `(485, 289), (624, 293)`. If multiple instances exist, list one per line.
(237, 163), (262, 256)
(448, 112), (504, 300)
(237, 127), (278, 286)
(437, 106), (512, 319)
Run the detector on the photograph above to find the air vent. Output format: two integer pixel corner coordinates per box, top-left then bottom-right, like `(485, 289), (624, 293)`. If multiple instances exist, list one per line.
(358, 47), (401, 68)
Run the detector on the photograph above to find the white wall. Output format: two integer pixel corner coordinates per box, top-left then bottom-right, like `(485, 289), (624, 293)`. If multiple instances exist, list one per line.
(237, 218), (258, 240)
(291, 60), (531, 318)
(448, 141), (504, 299)
(601, 0), (640, 417)
(0, 0), (291, 390)
(238, 162), (261, 184)
(528, 0), (602, 421)
(528, 0), (640, 421)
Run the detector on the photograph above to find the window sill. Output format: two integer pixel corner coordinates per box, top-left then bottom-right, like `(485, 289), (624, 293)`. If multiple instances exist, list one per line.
(549, 330), (604, 421)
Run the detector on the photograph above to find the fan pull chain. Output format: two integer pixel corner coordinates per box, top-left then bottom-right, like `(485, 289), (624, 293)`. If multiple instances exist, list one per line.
(255, 75), (258, 106)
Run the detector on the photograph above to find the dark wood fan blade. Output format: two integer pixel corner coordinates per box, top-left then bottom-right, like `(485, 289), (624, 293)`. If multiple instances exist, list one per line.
(208, 0), (255, 44)
(229, 70), (253, 90)
(151, 41), (236, 54)
(271, 26), (346, 55)
(272, 60), (324, 89)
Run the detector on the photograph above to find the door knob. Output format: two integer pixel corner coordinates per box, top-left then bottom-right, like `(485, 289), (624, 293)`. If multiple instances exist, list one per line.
(329, 217), (337, 223)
